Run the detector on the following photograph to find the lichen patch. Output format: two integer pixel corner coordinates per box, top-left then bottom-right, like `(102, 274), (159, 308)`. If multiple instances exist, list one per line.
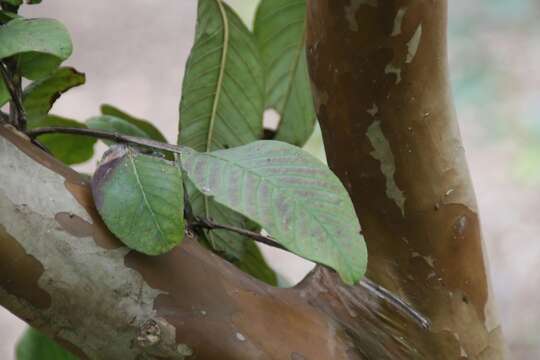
(406, 24), (423, 63)
(366, 121), (406, 215)
(391, 7), (407, 36)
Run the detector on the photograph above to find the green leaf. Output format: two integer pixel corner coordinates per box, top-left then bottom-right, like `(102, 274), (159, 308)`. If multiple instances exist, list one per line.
(254, 0), (316, 146)
(235, 240), (278, 285)
(179, 0), (266, 263)
(16, 327), (78, 360)
(0, 18), (73, 79)
(100, 104), (167, 142)
(178, 0), (264, 151)
(22, 67), (85, 124)
(181, 141), (367, 285)
(0, 78), (8, 105)
(25, 0), (42, 4)
(186, 179), (251, 257)
(0, 10), (20, 23)
(86, 115), (149, 146)
(30, 115), (96, 165)
(92, 146), (185, 255)
(2, 0), (22, 6)
(188, 179), (277, 284)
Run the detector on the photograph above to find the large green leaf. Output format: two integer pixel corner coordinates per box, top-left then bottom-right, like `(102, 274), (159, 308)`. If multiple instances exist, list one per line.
(179, 0), (270, 272)
(181, 141), (367, 285)
(22, 67), (85, 124)
(16, 327), (78, 360)
(92, 146), (185, 255)
(186, 179), (277, 284)
(30, 115), (96, 165)
(87, 115), (149, 146)
(178, 0), (264, 151)
(254, 0), (316, 146)
(100, 104), (167, 142)
(0, 18), (72, 79)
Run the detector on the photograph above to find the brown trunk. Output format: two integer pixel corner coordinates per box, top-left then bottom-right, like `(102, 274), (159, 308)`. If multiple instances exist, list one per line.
(0, 0), (506, 358)
(306, 0), (505, 358)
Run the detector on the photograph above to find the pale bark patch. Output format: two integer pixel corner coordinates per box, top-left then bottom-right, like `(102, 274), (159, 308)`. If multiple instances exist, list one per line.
(366, 121), (406, 216)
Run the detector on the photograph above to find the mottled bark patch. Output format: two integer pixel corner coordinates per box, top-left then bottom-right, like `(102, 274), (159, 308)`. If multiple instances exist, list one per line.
(0, 224), (51, 309)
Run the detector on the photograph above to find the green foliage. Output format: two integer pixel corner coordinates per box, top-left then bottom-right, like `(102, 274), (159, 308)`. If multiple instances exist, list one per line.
(0, 10), (19, 23)
(87, 115), (149, 145)
(92, 146), (185, 255)
(185, 179), (255, 257)
(16, 327), (77, 360)
(2, 0), (22, 6)
(178, 0), (264, 151)
(178, 0), (276, 281)
(22, 67), (85, 124)
(0, 18), (72, 79)
(181, 141), (367, 284)
(254, 0), (316, 146)
(30, 115), (96, 165)
(100, 104), (167, 142)
(4, 0), (366, 290)
(0, 77), (8, 106)
(235, 240), (277, 285)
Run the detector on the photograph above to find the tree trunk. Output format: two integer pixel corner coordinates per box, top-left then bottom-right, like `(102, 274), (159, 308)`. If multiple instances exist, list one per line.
(305, 0), (506, 358)
(0, 0), (506, 358)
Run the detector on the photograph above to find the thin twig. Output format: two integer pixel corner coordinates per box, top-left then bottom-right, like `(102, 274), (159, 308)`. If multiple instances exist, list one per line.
(191, 217), (286, 251)
(26, 127), (184, 154)
(0, 61), (26, 130)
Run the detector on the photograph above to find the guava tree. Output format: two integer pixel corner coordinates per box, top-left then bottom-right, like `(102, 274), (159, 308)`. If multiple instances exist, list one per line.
(0, 0), (506, 359)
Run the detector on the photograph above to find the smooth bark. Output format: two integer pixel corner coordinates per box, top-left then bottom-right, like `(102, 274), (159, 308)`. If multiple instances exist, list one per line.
(306, 0), (505, 358)
(0, 0), (506, 358)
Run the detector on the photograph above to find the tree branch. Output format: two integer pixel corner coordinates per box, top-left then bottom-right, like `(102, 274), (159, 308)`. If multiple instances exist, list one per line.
(0, 61), (26, 130)
(191, 217), (286, 251)
(306, 0), (505, 357)
(0, 125), (435, 359)
(27, 126), (183, 154)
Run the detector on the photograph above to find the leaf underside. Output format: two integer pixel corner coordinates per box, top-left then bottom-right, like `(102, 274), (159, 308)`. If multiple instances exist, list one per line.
(178, 0), (275, 284)
(254, 0), (316, 146)
(181, 141), (367, 284)
(179, 0), (264, 151)
(92, 146), (185, 255)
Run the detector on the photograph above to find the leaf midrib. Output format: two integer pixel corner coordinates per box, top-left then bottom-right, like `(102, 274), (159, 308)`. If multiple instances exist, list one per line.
(204, 0), (230, 248)
(128, 151), (167, 245)
(206, 0), (229, 152)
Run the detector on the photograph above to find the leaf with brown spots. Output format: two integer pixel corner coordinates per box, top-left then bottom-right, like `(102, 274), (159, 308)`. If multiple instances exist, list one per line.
(181, 141), (367, 284)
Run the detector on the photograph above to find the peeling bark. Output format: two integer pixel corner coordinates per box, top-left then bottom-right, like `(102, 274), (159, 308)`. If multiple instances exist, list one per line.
(0, 1), (507, 358)
(0, 126), (429, 359)
(306, 0), (506, 358)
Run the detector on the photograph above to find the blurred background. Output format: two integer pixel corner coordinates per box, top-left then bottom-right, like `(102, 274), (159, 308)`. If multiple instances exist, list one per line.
(1, 0), (539, 358)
